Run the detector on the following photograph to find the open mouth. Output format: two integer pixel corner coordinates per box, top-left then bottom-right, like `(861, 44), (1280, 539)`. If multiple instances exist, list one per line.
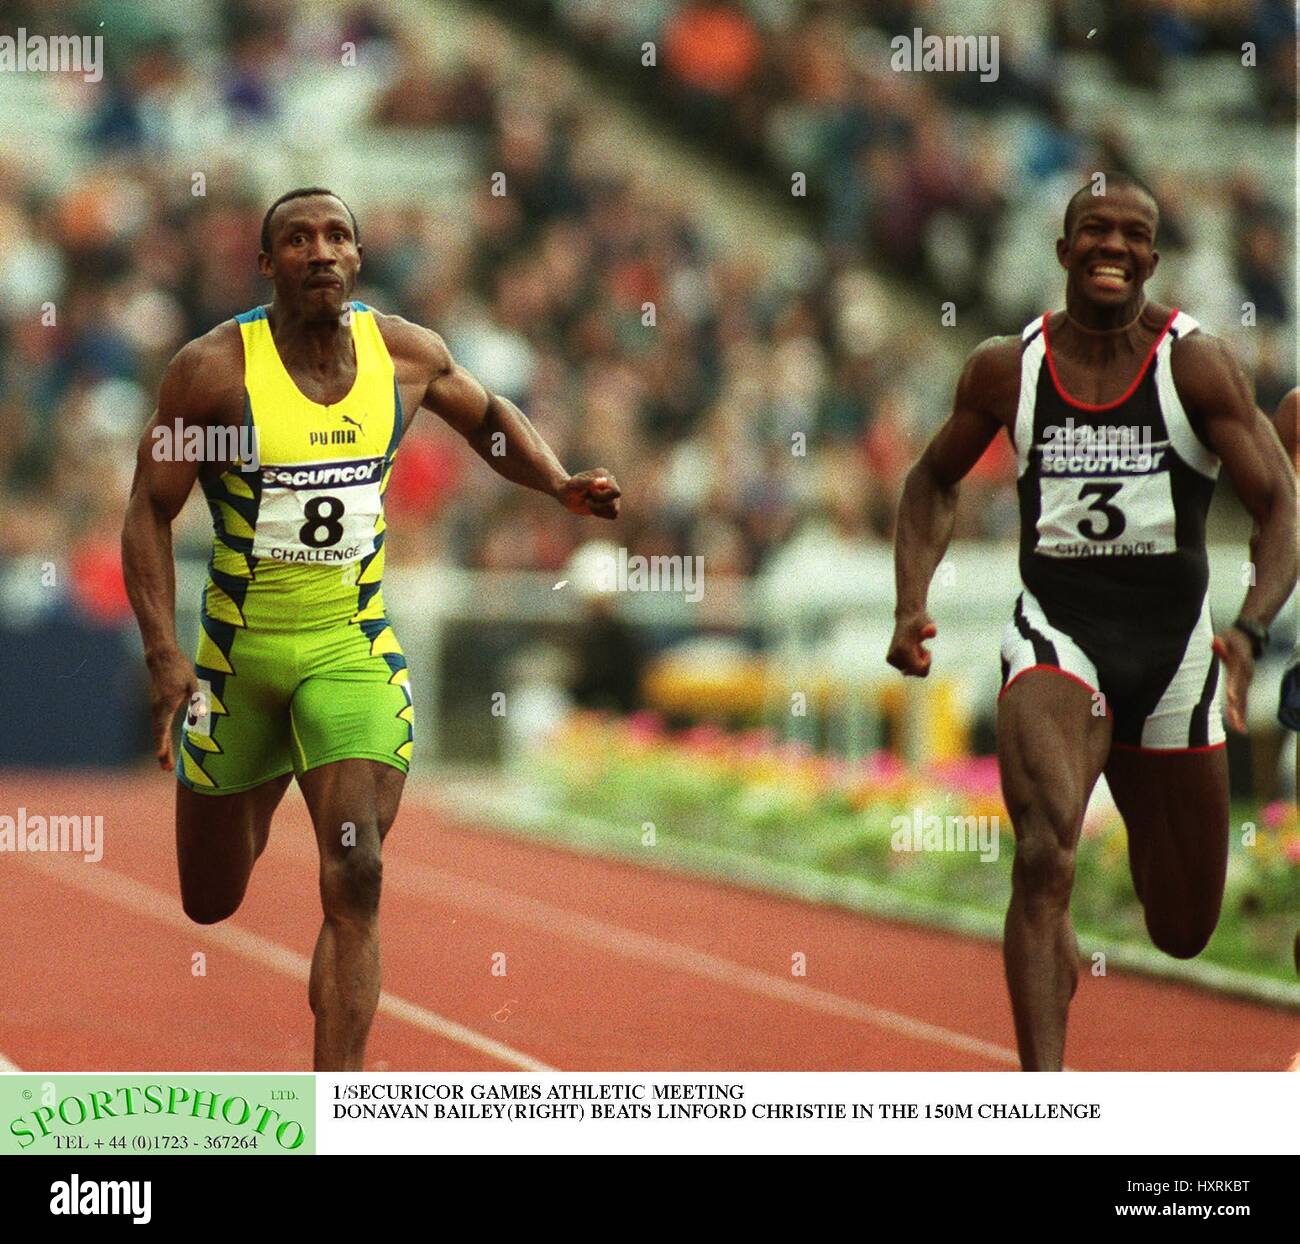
(1087, 263), (1129, 291)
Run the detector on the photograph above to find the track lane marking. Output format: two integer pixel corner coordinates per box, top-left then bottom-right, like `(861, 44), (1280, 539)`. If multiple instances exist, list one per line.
(18, 855), (555, 1073)
(375, 847), (1023, 1068)
(11, 791), (1020, 1070)
(265, 802), (1023, 1067)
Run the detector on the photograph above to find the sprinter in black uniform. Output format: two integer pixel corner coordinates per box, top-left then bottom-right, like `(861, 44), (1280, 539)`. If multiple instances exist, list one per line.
(888, 174), (1297, 1070)
(1007, 305), (1223, 749)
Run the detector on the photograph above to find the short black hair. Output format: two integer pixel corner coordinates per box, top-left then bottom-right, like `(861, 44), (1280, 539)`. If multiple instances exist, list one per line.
(1063, 173), (1159, 241)
(260, 187), (360, 253)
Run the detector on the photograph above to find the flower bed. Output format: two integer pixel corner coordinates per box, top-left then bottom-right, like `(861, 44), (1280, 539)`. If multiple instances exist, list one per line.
(539, 712), (1300, 985)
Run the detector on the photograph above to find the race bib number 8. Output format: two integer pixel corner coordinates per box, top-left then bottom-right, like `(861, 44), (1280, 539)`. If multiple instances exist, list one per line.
(252, 457), (385, 564)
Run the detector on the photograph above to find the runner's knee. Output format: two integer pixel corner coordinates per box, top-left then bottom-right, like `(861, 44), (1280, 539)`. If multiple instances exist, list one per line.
(1145, 910), (1216, 960)
(1011, 834), (1076, 909)
(320, 843), (383, 920)
(181, 888), (242, 926)
(1004, 782), (1079, 839)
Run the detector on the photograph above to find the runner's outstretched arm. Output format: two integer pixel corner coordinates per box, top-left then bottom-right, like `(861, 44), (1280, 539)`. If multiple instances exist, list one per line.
(386, 317), (621, 519)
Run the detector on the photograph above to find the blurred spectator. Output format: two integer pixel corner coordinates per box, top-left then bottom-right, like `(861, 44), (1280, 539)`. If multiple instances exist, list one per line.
(0, 0), (1291, 642)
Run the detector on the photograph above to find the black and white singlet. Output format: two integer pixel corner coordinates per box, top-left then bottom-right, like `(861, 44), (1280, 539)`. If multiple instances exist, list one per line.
(1000, 309), (1225, 750)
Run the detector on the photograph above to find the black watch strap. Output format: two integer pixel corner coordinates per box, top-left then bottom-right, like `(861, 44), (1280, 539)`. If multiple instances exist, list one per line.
(1232, 617), (1268, 659)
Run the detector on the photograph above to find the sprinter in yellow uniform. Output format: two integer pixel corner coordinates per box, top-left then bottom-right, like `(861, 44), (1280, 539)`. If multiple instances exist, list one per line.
(122, 189), (621, 1070)
(181, 300), (414, 793)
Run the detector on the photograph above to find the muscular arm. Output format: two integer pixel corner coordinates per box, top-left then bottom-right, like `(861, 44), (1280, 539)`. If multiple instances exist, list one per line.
(121, 334), (229, 767)
(1251, 388), (1298, 579)
(1174, 339), (1296, 730)
(1274, 390), (1300, 728)
(382, 315), (620, 518)
(1175, 337), (1297, 631)
(1272, 388), (1297, 463)
(889, 337), (1018, 674)
(427, 354), (569, 499)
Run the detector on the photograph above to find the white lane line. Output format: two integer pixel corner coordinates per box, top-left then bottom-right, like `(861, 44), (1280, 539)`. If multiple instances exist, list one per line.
(24, 856), (555, 1073)
(378, 850), (1022, 1068)
(0, 1050), (21, 1071)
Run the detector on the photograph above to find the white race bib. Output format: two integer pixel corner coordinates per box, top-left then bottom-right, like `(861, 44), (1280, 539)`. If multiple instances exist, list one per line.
(252, 456), (385, 564)
(1035, 439), (1176, 559)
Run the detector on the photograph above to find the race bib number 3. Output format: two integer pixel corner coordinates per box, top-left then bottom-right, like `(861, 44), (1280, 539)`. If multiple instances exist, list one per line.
(252, 457), (385, 564)
(1036, 472), (1175, 559)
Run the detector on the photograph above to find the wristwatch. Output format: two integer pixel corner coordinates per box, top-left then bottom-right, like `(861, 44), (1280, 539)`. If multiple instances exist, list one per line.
(1232, 617), (1269, 659)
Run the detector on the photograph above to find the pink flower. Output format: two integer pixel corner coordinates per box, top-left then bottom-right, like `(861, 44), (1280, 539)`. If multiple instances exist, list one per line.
(625, 711), (666, 743)
(859, 751), (907, 783)
(928, 755), (1002, 798)
(1261, 800), (1288, 830)
(734, 727), (776, 757)
(681, 723), (728, 755)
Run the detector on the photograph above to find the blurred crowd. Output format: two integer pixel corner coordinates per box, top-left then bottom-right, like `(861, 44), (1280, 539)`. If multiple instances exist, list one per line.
(0, 0), (1293, 633)
(509, 0), (1294, 324)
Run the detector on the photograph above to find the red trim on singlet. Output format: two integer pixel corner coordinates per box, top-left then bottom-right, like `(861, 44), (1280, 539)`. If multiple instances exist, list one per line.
(998, 663), (1106, 709)
(1040, 307), (1179, 412)
(1109, 741), (1227, 755)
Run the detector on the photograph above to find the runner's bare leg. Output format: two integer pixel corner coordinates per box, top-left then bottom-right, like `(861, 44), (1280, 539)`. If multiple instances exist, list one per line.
(998, 672), (1111, 1070)
(298, 759), (406, 1071)
(176, 775), (292, 923)
(1105, 747), (1229, 957)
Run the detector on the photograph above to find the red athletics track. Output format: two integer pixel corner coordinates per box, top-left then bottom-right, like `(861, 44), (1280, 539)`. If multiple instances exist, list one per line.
(0, 771), (1295, 1072)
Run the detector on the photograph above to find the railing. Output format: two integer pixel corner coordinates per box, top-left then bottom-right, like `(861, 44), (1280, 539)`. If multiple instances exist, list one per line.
(174, 544), (1296, 769)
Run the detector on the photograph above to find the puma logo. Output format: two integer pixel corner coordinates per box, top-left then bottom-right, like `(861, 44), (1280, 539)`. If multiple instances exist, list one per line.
(310, 421), (359, 446)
